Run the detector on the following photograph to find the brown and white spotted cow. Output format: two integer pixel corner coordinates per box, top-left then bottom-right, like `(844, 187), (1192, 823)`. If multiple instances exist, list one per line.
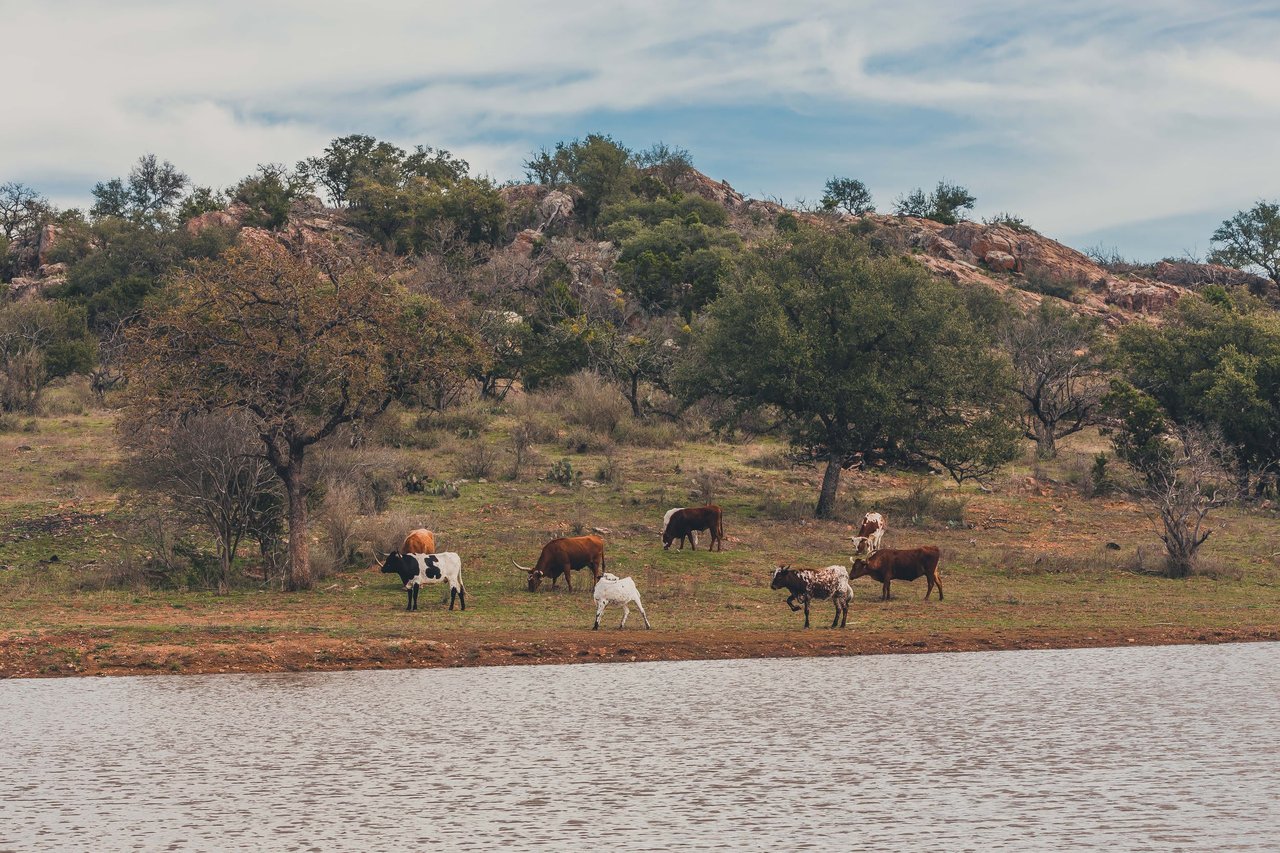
(770, 565), (851, 629)
(851, 512), (885, 556)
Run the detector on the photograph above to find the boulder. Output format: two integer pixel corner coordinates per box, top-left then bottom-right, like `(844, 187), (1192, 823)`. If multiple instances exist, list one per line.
(185, 209), (240, 236)
(983, 250), (1018, 271)
(538, 191), (576, 230)
(511, 229), (540, 257)
(36, 224), (60, 265)
(1104, 279), (1182, 314)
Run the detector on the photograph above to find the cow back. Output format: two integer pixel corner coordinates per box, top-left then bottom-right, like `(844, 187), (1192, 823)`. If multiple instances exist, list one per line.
(868, 546), (939, 581)
(402, 529), (436, 554)
(540, 534), (605, 573)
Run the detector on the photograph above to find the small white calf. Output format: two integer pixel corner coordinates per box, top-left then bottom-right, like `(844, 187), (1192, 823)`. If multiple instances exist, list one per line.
(592, 572), (651, 630)
(404, 551), (466, 610)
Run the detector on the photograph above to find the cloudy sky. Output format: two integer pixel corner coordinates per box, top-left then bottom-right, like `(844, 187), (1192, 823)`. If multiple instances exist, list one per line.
(5, 1), (1279, 260)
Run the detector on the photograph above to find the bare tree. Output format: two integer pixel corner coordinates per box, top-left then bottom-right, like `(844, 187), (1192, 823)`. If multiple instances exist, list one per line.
(126, 410), (278, 591)
(1004, 301), (1111, 458)
(0, 182), (51, 242)
(1133, 426), (1238, 578)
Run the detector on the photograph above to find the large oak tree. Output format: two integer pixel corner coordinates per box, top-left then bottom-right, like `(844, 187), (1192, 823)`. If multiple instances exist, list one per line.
(679, 226), (1018, 517)
(124, 241), (477, 588)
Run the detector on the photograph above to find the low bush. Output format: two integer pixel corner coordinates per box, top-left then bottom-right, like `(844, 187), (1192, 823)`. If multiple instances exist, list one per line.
(886, 481), (967, 528)
(559, 371), (628, 435)
(456, 441), (498, 479)
(563, 427), (614, 454)
(613, 417), (682, 448)
(547, 458), (582, 487)
(40, 376), (95, 417)
(1019, 264), (1088, 301)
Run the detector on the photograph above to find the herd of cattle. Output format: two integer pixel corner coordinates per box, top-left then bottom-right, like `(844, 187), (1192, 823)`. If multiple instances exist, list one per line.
(372, 506), (943, 630)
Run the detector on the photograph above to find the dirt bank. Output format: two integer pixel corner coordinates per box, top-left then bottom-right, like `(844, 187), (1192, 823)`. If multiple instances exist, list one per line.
(3, 626), (1275, 679)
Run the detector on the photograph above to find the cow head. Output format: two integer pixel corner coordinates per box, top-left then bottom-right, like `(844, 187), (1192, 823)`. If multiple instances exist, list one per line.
(378, 553), (400, 574)
(770, 565), (790, 590)
(851, 536), (871, 555)
(849, 558), (871, 580)
(513, 559), (544, 592)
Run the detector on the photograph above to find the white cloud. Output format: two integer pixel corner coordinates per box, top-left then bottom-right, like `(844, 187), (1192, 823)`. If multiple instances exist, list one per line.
(4, 1), (1279, 255)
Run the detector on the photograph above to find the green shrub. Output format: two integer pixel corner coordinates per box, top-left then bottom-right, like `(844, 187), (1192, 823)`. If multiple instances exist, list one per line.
(547, 458), (582, 486)
(886, 481), (967, 527)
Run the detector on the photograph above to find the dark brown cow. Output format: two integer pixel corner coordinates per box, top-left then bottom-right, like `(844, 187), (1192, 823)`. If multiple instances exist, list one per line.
(513, 535), (606, 592)
(849, 546), (942, 601)
(662, 505), (724, 551)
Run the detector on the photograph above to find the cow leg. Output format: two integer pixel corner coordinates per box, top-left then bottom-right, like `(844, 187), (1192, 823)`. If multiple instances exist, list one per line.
(593, 600), (606, 630)
(636, 601), (652, 629)
(405, 587), (413, 611)
(449, 586), (457, 610)
(458, 585), (466, 611)
(803, 598), (811, 629)
(935, 574), (943, 601)
(620, 603), (630, 629)
(882, 579), (891, 601)
(785, 594), (802, 612)
(925, 575), (934, 600)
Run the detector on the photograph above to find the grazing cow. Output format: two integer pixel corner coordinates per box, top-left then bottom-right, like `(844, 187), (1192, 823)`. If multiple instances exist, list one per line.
(380, 551), (466, 611)
(513, 535), (605, 592)
(849, 546), (942, 601)
(661, 508), (698, 549)
(851, 512), (886, 556)
(592, 573), (652, 630)
(662, 505), (724, 551)
(770, 565), (851, 629)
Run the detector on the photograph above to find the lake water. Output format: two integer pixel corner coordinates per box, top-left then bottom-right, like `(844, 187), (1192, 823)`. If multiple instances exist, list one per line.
(1, 643), (1277, 851)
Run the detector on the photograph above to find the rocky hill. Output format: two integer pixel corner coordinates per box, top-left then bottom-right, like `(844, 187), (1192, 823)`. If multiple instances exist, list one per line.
(10, 168), (1269, 328)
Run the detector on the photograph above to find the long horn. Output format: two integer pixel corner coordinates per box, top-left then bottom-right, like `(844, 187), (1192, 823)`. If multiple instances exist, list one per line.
(372, 552), (389, 569)
(511, 558), (534, 572)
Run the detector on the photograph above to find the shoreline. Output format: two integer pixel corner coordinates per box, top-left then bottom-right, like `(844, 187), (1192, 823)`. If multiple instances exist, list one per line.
(2, 625), (1274, 679)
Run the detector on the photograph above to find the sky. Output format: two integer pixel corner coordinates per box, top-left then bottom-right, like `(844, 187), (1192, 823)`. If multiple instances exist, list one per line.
(5, 1), (1280, 261)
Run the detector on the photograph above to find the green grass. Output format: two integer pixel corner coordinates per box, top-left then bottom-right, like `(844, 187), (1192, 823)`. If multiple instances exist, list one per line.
(1, 407), (1277, 676)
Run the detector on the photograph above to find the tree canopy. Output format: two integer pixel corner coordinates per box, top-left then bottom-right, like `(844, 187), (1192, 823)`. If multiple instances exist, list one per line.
(679, 225), (1017, 516)
(894, 181), (976, 225)
(1118, 288), (1280, 485)
(122, 241), (479, 588)
(1209, 200), (1280, 285)
(821, 177), (875, 215)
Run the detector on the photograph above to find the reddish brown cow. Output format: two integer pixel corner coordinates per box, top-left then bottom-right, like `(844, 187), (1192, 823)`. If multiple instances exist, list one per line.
(849, 546), (942, 601)
(662, 505), (724, 551)
(513, 535), (606, 592)
(371, 528), (437, 572)
(402, 529), (436, 554)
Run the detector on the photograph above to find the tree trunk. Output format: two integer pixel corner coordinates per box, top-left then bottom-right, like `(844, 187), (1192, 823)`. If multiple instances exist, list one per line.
(1035, 423), (1057, 460)
(815, 454), (842, 519)
(629, 374), (642, 419)
(283, 447), (311, 590)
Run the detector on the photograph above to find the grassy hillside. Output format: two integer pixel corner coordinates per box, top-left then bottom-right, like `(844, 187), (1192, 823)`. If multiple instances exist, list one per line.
(1, 394), (1277, 677)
